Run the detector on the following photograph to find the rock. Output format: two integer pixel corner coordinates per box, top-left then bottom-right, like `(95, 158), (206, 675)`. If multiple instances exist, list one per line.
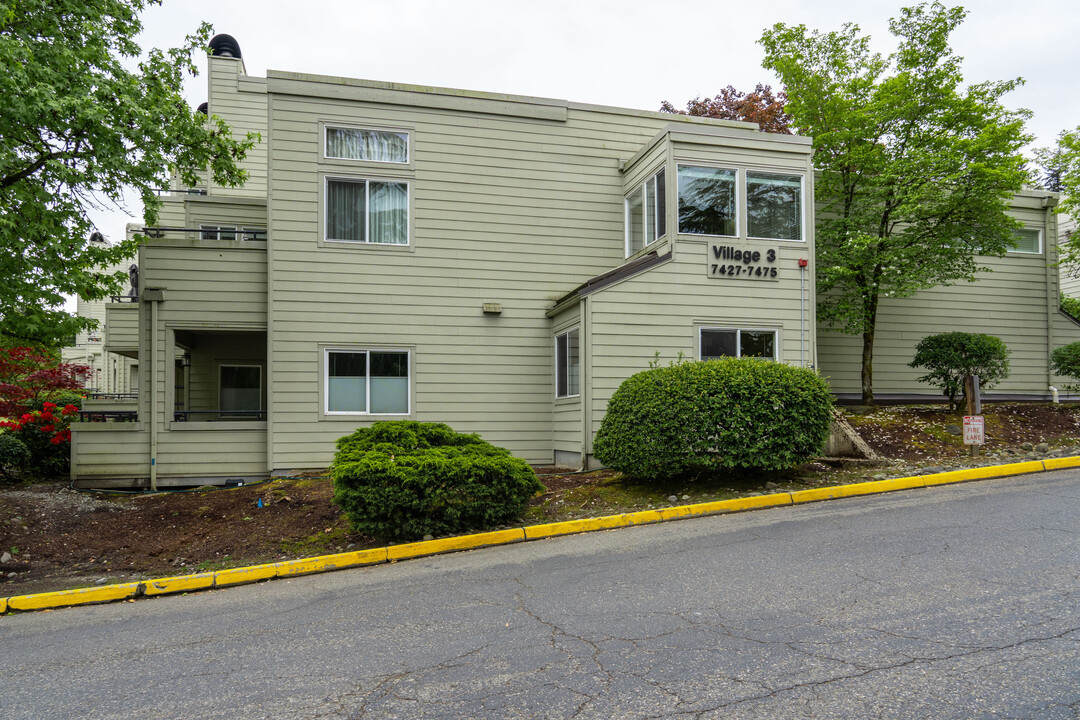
(668, 495), (678, 503)
(1036, 443), (1050, 454)
(0, 551), (10, 564)
(1026, 452), (1038, 459)
(873, 474), (887, 480)
(681, 494), (690, 500)
(764, 482), (779, 490)
(1021, 442), (1034, 452)
(422, 534), (434, 541)
(922, 466), (945, 474)
(95, 578), (108, 585)
(945, 424), (962, 435)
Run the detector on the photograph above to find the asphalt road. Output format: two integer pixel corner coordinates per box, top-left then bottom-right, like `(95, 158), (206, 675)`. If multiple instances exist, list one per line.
(3, 469), (1079, 719)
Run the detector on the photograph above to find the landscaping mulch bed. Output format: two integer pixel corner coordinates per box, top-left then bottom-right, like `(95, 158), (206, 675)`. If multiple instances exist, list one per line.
(3, 402), (1079, 597)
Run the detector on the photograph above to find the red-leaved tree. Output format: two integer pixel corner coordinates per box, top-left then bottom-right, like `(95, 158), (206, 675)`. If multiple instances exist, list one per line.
(660, 84), (793, 134)
(0, 347), (89, 419)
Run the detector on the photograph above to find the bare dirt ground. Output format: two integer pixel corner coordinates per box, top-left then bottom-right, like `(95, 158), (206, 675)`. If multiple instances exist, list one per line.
(3, 402), (1079, 597)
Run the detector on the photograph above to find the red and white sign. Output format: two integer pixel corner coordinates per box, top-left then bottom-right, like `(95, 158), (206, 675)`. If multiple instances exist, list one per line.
(963, 415), (985, 445)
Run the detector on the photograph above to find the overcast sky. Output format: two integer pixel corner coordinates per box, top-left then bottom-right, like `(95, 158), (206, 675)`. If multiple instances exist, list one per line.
(85, 0), (1079, 249)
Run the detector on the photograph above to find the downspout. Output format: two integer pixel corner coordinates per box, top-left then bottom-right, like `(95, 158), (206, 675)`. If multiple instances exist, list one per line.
(1045, 195), (1059, 399)
(142, 288), (165, 491)
(150, 297), (158, 491)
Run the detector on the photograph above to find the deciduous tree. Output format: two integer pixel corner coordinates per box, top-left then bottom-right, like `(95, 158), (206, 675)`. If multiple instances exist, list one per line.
(660, 84), (792, 134)
(0, 0), (257, 345)
(759, 2), (1030, 404)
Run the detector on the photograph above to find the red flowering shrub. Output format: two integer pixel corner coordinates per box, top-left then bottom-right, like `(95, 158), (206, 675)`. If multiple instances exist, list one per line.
(0, 347), (89, 419)
(0, 402), (79, 477)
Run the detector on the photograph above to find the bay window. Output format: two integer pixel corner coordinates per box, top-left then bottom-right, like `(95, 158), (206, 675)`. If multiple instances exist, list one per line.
(555, 328), (580, 398)
(746, 171), (802, 240)
(625, 169), (666, 256)
(678, 165), (737, 237)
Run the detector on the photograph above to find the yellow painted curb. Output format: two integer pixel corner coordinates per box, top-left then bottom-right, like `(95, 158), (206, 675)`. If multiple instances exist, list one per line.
(656, 493), (788, 520)
(7, 581), (142, 612)
(278, 547), (388, 577)
(1043, 455), (1080, 471)
(214, 562), (279, 588)
(388, 529), (525, 561)
(791, 476), (926, 504)
(143, 573), (215, 597)
(5, 455), (1075, 615)
(920, 460), (1045, 486)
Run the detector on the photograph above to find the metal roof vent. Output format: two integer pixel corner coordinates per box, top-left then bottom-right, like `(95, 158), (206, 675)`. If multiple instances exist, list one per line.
(208, 34), (242, 59)
(196, 101), (208, 115)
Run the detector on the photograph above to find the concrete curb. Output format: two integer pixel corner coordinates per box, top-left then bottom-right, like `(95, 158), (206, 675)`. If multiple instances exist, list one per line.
(4, 456), (1078, 614)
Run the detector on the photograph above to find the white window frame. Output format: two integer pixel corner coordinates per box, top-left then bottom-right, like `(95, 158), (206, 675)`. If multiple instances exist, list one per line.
(218, 364), (262, 416)
(698, 327), (779, 361)
(324, 348), (412, 416)
(624, 168), (667, 257)
(200, 225), (237, 241)
(555, 328), (580, 399)
(675, 163), (740, 239)
(324, 125), (411, 164)
(744, 170), (806, 243)
(323, 176), (411, 246)
(1008, 228), (1043, 255)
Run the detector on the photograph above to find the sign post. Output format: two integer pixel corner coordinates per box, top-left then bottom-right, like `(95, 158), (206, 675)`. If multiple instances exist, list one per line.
(964, 375), (984, 456)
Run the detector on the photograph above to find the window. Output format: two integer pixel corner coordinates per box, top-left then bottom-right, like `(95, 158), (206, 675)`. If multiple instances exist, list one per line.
(1009, 228), (1041, 254)
(219, 365), (261, 416)
(678, 165), (736, 237)
(625, 169), (666, 255)
(746, 172), (802, 241)
(241, 227), (267, 241)
(201, 225), (237, 241)
(325, 177), (409, 245)
(325, 127), (409, 163)
(700, 328), (777, 361)
(326, 349), (410, 414)
(555, 329), (580, 398)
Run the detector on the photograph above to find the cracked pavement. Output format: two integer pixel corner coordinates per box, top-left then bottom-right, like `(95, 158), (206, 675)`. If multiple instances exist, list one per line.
(2, 469), (1079, 719)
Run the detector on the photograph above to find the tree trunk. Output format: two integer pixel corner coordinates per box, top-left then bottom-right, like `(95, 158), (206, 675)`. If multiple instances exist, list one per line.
(860, 292), (880, 406)
(861, 328), (875, 406)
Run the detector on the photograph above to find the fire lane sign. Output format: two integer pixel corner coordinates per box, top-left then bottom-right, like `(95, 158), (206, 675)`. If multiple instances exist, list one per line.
(963, 415), (985, 445)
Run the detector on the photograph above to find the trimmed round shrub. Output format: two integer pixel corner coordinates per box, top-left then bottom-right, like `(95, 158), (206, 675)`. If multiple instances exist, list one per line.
(593, 358), (834, 480)
(1051, 341), (1080, 388)
(0, 432), (30, 481)
(331, 421), (544, 542)
(908, 332), (1010, 412)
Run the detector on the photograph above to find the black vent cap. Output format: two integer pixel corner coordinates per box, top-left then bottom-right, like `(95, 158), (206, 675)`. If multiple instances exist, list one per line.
(209, 34), (242, 59)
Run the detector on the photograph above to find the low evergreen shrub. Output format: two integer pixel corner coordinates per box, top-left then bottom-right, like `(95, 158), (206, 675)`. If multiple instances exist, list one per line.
(1050, 341), (1080, 390)
(0, 432), (30, 481)
(908, 332), (1010, 412)
(593, 358), (834, 480)
(331, 421), (544, 541)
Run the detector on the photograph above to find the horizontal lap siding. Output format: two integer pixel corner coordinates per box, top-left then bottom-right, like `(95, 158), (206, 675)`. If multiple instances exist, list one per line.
(208, 57), (268, 199)
(156, 429), (266, 478)
(267, 93), (685, 468)
(104, 304), (138, 352)
(587, 240), (815, 440)
(70, 428), (149, 478)
(142, 246), (267, 326)
(818, 250), (1057, 396)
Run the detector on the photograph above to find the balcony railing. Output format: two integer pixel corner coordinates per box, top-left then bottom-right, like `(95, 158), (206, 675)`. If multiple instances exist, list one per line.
(142, 227), (267, 241)
(173, 410), (267, 421)
(86, 392), (138, 401)
(76, 410), (138, 423)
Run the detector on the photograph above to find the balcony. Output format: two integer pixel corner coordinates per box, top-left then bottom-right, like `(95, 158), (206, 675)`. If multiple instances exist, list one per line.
(104, 299), (139, 357)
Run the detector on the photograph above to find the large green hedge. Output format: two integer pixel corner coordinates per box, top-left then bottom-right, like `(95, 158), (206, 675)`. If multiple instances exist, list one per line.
(331, 421), (544, 542)
(593, 358), (833, 480)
